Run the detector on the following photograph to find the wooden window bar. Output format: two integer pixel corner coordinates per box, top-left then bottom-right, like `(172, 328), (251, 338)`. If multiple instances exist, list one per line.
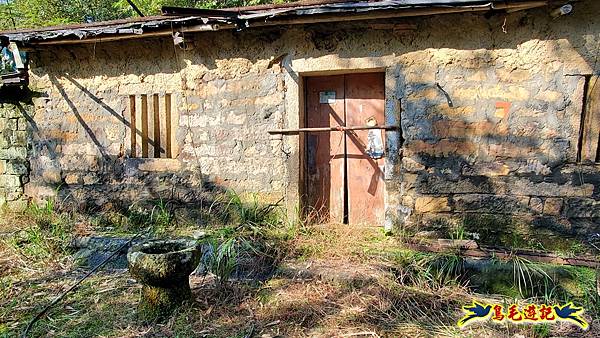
(141, 94), (149, 158)
(129, 95), (136, 157)
(128, 93), (174, 158)
(165, 94), (172, 158)
(153, 94), (161, 158)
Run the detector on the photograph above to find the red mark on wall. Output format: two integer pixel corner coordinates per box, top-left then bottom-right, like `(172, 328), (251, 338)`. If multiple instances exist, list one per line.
(495, 101), (511, 119)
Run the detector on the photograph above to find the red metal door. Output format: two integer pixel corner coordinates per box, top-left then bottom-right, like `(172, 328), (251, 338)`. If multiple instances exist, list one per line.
(304, 73), (385, 225)
(345, 73), (385, 225)
(305, 75), (346, 223)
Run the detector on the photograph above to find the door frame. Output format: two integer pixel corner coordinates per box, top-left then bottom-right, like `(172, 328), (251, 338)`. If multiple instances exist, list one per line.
(279, 56), (402, 228)
(297, 69), (393, 225)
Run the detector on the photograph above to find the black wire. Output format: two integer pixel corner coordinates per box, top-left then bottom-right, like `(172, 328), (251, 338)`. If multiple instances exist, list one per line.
(21, 231), (146, 338)
(435, 82), (454, 108)
(6, 3), (17, 30)
(125, 0), (145, 17)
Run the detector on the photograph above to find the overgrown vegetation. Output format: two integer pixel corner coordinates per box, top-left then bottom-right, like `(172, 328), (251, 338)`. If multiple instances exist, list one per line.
(0, 0), (296, 30)
(0, 192), (598, 337)
(6, 198), (73, 265)
(416, 214), (594, 256)
(195, 191), (294, 287)
(202, 237), (238, 288)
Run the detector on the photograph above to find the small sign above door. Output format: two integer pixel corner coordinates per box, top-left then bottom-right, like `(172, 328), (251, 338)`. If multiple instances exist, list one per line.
(319, 91), (336, 104)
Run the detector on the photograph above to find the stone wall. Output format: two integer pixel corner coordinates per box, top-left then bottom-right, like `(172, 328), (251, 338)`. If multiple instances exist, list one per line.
(0, 90), (30, 210)
(15, 0), (600, 233)
(23, 34), (289, 210)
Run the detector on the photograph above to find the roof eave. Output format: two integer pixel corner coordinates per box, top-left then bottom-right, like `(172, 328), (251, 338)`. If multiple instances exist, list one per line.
(1, 0), (553, 46)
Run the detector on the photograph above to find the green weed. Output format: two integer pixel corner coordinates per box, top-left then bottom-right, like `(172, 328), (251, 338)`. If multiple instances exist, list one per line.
(450, 224), (465, 241)
(428, 252), (465, 285)
(386, 249), (465, 289)
(7, 199), (72, 261)
(509, 255), (552, 298)
(533, 323), (551, 338)
(149, 199), (174, 234)
(225, 191), (282, 228)
(202, 237), (238, 288)
(94, 199), (176, 235)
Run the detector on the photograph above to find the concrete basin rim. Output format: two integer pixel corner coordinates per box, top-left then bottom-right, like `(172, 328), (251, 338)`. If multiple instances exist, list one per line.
(128, 238), (200, 257)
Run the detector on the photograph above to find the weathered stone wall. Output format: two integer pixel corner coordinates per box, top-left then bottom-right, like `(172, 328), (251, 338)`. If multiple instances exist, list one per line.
(23, 33), (289, 209)
(18, 0), (600, 233)
(0, 90), (30, 210)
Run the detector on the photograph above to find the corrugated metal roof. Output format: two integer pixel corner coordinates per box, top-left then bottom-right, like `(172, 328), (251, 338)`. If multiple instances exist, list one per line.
(212, 0), (543, 12)
(1, 16), (225, 43)
(236, 0), (501, 20)
(1, 0), (554, 44)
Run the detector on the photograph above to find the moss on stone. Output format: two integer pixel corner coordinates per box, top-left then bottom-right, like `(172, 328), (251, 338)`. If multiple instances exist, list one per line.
(137, 284), (192, 322)
(127, 239), (201, 323)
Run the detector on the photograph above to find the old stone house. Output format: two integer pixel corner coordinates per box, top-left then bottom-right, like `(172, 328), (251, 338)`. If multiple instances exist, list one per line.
(0, 0), (599, 237)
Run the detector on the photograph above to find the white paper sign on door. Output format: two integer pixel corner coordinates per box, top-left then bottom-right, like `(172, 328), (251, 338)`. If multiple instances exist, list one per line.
(319, 91), (336, 104)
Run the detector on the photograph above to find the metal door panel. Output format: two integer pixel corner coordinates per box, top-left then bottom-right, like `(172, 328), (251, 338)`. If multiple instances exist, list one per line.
(304, 73), (385, 225)
(344, 73), (385, 225)
(305, 75), (346, 223)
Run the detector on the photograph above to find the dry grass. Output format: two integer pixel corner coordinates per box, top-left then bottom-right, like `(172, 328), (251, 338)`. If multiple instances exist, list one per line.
(290, 223), (392, 261)
(0, 209), (598, 337)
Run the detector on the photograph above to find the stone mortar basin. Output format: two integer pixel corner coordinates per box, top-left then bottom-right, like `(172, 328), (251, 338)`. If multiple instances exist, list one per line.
(127, 239), (201, 320)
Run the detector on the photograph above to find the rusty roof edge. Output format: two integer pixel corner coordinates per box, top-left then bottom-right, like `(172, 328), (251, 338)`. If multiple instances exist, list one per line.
(237, 1), (496, 20)
(188, 0), (544, 14)
(1, 0), (553, 44)
(236, 1), (551, 26)
(2, 16), (231, 43)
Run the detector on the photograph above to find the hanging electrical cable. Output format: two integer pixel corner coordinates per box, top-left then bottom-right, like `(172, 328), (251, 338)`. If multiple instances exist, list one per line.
(6, 2), (17, 30)
(125, 0), (145, 17)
